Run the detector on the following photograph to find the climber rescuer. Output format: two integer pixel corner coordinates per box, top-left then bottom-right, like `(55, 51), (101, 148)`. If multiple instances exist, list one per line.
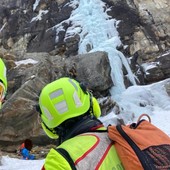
(0, 58), (7, 109)
(37, 77), (123, 170)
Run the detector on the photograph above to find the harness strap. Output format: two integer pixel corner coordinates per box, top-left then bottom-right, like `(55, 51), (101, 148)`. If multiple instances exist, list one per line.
(116, 125), (155, 170)
(56, 148), (77, 170)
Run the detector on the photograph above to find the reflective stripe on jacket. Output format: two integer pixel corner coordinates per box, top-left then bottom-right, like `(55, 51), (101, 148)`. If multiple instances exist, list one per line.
(44, 132), (123, 170)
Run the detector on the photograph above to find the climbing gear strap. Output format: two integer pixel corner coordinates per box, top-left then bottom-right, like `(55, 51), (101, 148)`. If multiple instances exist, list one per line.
(56, 148), (77, 170)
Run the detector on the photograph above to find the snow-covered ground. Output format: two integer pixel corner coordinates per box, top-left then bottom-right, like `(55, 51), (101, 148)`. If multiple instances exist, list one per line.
(1, 0), (170, 169)
(0, 157), (44, 170)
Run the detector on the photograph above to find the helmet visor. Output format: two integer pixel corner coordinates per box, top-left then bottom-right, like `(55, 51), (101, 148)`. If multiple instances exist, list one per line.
(0, 82), (5, 102)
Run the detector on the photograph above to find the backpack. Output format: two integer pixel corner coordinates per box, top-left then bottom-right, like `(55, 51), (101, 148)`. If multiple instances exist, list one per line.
(108, 114), (170, 170)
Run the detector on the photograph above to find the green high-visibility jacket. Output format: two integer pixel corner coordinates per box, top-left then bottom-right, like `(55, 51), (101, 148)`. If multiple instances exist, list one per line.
(0, 58), (7, 90)
(0, 58), (7, 108)
(42, 130), (123, 170)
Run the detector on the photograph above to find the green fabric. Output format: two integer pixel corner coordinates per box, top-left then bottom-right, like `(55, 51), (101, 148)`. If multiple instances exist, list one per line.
(44, 132), (123, 170)
(39, 77), (90, 129)
(58, 133), (98, 161)
(43, 121), (123, 170)
(59, 132), (123, 170)
(0, 58), (7, 90)
(44, 148), (72, 170)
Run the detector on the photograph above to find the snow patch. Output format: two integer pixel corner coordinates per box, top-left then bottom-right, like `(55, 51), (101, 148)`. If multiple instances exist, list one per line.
(31, 10), (48, 22)
(15, 59), (38, 67)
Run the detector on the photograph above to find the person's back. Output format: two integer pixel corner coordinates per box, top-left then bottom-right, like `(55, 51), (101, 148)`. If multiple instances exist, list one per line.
(38, 77), (123, 170)
(44, 130), (122, 169)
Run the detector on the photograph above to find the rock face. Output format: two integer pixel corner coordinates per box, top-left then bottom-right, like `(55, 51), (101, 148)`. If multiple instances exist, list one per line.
(0, 51), (112, 147)
(0, 0), (169, 83)
(0, 0), (170, 149)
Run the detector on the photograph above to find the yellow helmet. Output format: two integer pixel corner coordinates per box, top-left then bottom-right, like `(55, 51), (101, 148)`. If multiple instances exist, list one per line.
(0, 58), (7, 91)
(39, 77), (101, 139)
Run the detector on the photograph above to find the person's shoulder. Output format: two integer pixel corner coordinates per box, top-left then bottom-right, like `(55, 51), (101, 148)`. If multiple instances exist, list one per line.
(44, 148), (72, 170)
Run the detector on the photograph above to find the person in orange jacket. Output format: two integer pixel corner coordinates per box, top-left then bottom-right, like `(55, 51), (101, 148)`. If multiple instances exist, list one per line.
(37, 77), (123, 170)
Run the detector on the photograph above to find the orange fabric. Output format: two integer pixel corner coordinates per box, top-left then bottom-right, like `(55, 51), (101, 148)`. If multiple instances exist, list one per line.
(108, 119), (170, 170)
(20, 143), (25, 150)
(124, 121), (170, 150)
(108, 125), (143, 170)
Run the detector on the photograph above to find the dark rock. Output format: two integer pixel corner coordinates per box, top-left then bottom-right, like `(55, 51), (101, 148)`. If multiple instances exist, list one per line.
(0, 51), (113, 148)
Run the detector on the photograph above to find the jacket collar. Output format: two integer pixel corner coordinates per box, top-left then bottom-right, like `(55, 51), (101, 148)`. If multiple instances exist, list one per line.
(60, 116), (103, 144)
